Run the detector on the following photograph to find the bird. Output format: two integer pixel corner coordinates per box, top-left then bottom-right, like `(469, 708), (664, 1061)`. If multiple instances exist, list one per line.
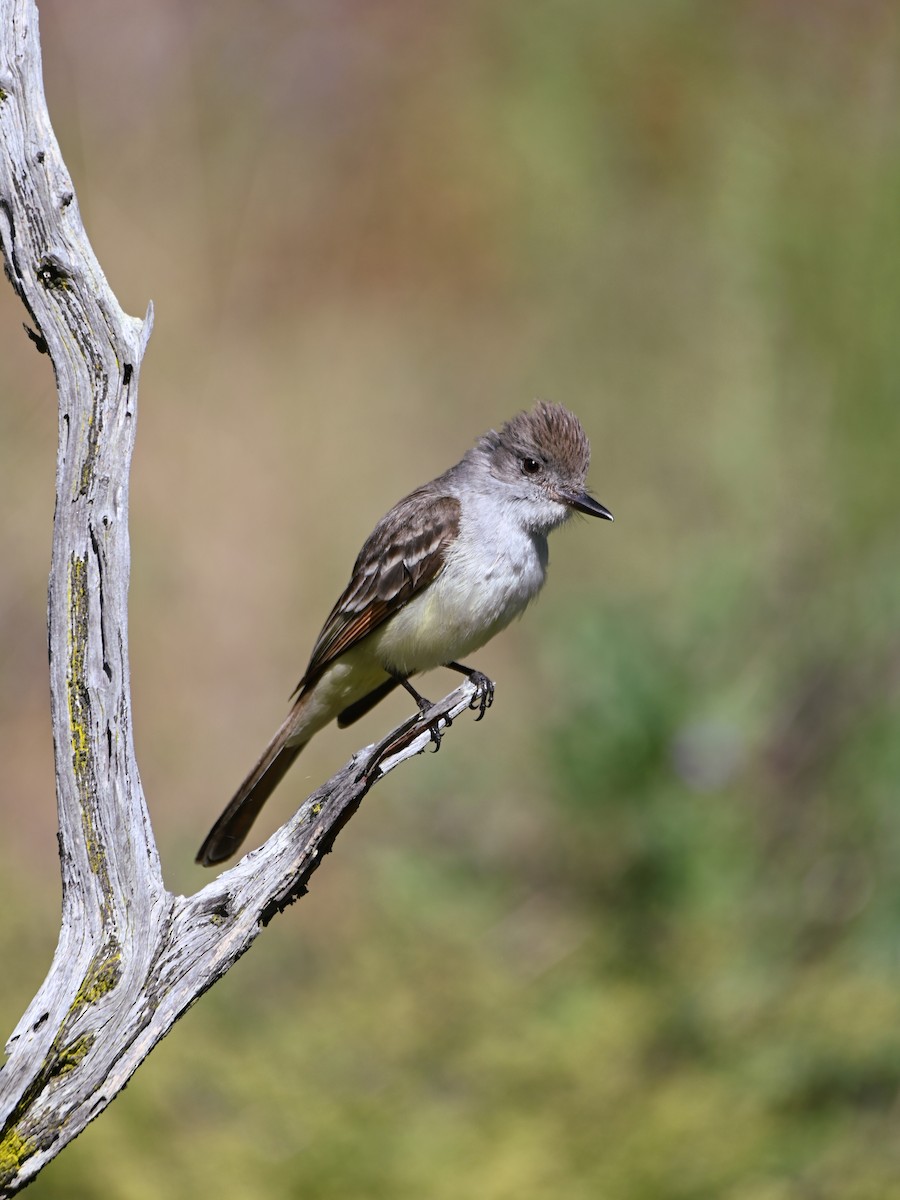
(196, 400), (613, 866)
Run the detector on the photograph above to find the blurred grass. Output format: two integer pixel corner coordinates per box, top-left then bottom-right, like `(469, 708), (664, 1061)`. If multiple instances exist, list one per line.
(3, 1), (900, 1196)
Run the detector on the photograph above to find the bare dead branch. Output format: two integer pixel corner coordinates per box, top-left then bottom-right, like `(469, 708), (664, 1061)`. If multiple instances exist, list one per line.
(0, 4), (481, 1191)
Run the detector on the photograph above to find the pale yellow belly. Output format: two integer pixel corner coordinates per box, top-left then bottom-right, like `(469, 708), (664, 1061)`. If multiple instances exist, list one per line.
(369, 555), (538, 676)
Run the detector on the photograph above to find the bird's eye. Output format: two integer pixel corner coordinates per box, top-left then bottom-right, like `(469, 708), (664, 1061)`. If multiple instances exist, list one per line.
(521, 457), (541, 475)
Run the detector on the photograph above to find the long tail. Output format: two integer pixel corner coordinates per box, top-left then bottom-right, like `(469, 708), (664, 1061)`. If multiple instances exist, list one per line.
(196, 713), (309, 867)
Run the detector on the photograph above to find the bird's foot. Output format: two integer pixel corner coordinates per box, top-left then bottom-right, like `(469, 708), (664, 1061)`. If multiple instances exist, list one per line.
(465, 670), (494, 721)
(413, 694), (451, 751)
(397, 676), (450, 751)
(445, 662), (495, 721)
(417, 696), (451, 748)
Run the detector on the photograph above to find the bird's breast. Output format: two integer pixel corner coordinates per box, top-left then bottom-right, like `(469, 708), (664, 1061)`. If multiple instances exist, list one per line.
(371, 515), (548, 676)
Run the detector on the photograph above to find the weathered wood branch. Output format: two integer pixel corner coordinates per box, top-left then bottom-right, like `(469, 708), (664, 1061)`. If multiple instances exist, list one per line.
(0, 4), (481, 1192)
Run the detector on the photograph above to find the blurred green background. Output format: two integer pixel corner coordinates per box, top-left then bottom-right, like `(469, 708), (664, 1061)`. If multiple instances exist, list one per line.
(3, 1), (900, 1196)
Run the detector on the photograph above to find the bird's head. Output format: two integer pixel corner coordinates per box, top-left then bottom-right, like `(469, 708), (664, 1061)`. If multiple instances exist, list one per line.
(475, 400), (613, 534)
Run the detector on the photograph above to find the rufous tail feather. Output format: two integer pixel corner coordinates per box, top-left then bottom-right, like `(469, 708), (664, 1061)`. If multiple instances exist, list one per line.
(196, 715), (308, 867)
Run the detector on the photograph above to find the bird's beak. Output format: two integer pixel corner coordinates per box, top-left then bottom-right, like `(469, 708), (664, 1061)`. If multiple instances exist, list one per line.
(560, 490), (614, 521)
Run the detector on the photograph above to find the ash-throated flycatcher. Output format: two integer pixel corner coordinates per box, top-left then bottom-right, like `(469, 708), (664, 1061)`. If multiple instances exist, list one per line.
(196, 401), (612, 866)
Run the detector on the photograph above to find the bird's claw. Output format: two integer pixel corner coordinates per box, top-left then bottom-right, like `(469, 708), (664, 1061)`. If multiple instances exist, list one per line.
(425, 712), (453, 751)
(467, 671), (495, 721)
(414, 696), (449, 751)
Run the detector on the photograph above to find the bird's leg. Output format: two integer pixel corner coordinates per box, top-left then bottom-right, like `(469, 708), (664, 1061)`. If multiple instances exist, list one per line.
(394, 675), (449, 751)
(445, 662), (495, 721)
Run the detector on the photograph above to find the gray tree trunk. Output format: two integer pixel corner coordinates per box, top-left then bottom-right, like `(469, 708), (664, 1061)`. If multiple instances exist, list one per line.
(0, 4), (478, 1192)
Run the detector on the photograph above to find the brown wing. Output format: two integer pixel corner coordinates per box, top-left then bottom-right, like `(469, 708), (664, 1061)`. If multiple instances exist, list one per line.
(294, 488), (461, 694)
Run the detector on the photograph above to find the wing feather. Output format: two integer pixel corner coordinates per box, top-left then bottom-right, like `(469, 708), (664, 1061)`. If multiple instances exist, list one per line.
(294, 489), (460, 693)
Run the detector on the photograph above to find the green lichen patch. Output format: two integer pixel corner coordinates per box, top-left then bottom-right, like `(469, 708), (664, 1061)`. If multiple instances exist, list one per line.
(67, 554), (113, 896)
(71, 946), (122, 1012)
(36, 256), (70, 291)
(0, 1127), (37, 1188)
(51, 1033), (94, 1078)
(77, 398), (103, 499)
(67, 554), (91, 782)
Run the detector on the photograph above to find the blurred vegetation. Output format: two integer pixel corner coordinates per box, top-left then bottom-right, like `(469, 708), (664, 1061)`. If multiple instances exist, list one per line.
(3, 0), (900, 1196)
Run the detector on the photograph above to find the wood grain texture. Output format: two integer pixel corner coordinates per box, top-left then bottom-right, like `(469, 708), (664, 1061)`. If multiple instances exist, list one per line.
(0, 4), (482, 1191)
